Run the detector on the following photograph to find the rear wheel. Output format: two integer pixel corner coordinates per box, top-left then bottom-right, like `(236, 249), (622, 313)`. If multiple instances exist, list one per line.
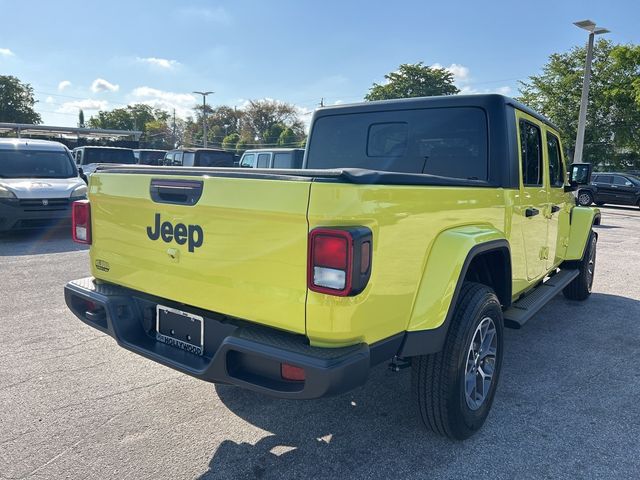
(411, 282), (503, 440)
(577, 191), (593, 206)
(563, 231), (597, 301)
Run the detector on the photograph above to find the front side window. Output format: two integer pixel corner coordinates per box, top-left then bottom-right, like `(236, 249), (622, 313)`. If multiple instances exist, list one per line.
(240, 154), (255, 168)
(306, 107), (488, 180)
(0, 150), (76, 178)
(519, 120), (542, 187)
(546, 132), (564, 187)
(613, 175), (632, 186)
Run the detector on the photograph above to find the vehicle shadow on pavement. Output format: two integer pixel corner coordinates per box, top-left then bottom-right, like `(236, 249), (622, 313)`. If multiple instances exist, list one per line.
(0, 225), (88, 256)
(199, 292), (640, 480)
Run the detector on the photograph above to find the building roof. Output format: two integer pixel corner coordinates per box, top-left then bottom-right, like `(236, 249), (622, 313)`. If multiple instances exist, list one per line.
(0, 122), (142, 140)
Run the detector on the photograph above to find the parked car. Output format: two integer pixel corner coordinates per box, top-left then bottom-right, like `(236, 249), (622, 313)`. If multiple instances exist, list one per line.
(73, 146), (136, 179)
(239, 148), (304, 169)
(134, 149), (167, 166)
(0, 139), (86, 231)
(65, 94), (598, 441)
(577, 172), (640, 208)
(163, 148), (236, 168)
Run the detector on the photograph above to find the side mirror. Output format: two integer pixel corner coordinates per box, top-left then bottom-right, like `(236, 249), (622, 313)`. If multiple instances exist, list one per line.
(570, 163), (592, 185)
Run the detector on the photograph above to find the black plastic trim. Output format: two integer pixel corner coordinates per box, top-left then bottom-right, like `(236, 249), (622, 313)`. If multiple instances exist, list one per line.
(150, 179), (203, 206)
(64, 278), (405, 399)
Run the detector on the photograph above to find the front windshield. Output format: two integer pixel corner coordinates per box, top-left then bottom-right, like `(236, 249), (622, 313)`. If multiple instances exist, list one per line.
(84, 149), (135, 164)
(0, 150), (76, 178)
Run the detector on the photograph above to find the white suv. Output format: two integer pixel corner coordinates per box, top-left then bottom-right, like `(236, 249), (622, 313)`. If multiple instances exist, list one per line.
(0, 139), (86, 231)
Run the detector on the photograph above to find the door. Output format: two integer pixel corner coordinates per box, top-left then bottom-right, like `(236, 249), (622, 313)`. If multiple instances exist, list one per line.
(517, 114), (548, 281)
(592, 174), (613, 203)
(256, 153), (271, 168)
(545, 130), (570, 269)
(610, 175), (637, 205)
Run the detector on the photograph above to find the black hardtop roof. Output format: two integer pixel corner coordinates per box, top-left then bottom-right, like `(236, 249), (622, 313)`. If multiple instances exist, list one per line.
(170, 147), (232, 153)
(74, 146), (133, 151)
(243, 148), (304, 153)
(313, 94), (558, 131)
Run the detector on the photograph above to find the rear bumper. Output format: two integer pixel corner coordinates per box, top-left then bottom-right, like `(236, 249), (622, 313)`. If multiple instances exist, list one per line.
(0, 199), (71, 231)
(64, 277), (403, 399)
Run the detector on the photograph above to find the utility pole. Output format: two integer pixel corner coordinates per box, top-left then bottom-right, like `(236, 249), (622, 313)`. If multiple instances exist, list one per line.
(319, 97), (324, 107)
(172, 109), (176, 147)
(573, 20), (609, 164)
(193, 90), (214, 148)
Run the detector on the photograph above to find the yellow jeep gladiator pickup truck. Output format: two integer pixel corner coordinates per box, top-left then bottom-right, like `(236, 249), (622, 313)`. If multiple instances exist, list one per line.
(65, 94), (599, 440)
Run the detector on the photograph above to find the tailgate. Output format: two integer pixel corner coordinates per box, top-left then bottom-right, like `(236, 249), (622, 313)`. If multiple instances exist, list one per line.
(88, 172), (311, 334)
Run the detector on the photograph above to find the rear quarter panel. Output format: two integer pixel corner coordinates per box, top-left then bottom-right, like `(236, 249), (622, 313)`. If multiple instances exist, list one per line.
(306, 183), (523, 346)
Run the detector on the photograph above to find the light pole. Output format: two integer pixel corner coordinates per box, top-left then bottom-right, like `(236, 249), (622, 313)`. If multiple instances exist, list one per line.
(573, 20), (609, 164)
(193, 91), (214, 148)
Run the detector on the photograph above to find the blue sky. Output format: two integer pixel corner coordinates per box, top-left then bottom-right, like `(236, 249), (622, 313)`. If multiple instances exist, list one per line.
(1, 0), (638, 128)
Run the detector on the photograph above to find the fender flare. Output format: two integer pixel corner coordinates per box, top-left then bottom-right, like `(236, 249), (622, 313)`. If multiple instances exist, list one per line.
(399, 238), (511, 357)
(565, 207), (600, 261)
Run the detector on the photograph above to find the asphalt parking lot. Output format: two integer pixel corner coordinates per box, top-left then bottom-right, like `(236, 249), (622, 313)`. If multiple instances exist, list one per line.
(1, 207), (639, 480)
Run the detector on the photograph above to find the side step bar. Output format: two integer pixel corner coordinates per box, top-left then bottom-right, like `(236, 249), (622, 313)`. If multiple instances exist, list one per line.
(503, 269), (580, 329)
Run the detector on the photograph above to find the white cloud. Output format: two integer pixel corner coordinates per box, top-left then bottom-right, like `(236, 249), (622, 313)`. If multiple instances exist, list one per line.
(91, 78), (119, 93)
(58, 80), (72, 91)
(57, 99), (109, 114)
(179, 6), (231, 24)
(0, 48), (14, 57)
(431, 63), (470, 84)
(130, 87), (196, 117)
(136, 57), (179, 69)
(45, 96), (54, 104)
(459, 85), (512, 96)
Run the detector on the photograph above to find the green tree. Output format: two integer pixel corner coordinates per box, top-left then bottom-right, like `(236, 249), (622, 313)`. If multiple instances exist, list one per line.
(241, 99), (304, 144)
(222, 133), (240, 151)
(78, 109), (85, 128)
(0, 75), (42, 124)
(518, 40), (640, 170)
(365, 62), (460, 101)
(277, 127), (297, 146)
(263, 123), (285, 145)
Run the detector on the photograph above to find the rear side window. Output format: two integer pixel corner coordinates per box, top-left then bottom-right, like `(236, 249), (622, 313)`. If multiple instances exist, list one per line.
(598, 175), (613, 184)
(273, 153), (293, 168)
(546, 132), (564, 187)
(197, 151), (234, 167)
(306, 107), (488, 180)
(182, 152), (195, 167)
(257, 153), (270, 168)
(519, 120), (542, 186)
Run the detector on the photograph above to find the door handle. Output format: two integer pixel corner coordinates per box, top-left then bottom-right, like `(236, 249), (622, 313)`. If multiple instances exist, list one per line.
(525, 208), (540, 217)
(551, 205), (560, 214)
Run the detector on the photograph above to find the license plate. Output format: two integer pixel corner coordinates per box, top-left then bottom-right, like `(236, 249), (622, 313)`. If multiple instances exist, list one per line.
(156, 305), (204, 356)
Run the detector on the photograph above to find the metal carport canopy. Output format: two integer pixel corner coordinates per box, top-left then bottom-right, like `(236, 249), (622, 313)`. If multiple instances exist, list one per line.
(0, 122), (142, 140)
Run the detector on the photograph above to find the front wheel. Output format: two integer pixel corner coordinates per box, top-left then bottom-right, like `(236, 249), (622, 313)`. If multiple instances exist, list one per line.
(411, 282), (504, 440)
(563, 231), (597, 301)
(577, 191), (594, 206)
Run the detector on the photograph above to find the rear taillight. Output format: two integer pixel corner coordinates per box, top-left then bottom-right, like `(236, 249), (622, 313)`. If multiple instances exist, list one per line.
(72, 200), (91, 244)
(308, 227), (372, 296)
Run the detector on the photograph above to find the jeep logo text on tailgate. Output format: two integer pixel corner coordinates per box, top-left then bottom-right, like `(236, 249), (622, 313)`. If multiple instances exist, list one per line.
(147, 213), (203, 252)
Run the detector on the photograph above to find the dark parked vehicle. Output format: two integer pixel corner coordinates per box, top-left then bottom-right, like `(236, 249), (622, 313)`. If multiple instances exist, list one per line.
(134, 149), (167, 166)
(73, 146), (136, 177)
(239, 148), (304, 169)
(577, 172), (640, 208)
(163, 148), (236, 168)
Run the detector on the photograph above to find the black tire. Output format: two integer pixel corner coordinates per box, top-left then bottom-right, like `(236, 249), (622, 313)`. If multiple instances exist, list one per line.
(563, 231), (597, 301)
(411, 282), (504, 440)
(577, 191), (593, 206)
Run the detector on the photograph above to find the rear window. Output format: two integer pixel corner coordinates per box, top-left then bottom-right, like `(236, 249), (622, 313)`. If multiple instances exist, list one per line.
(137, 151), (165, 165)
(84, 148), (135, 164)
(0, 150), (76, 178)
(306, 107), (488, 180)
(196, 151), (234, 167)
